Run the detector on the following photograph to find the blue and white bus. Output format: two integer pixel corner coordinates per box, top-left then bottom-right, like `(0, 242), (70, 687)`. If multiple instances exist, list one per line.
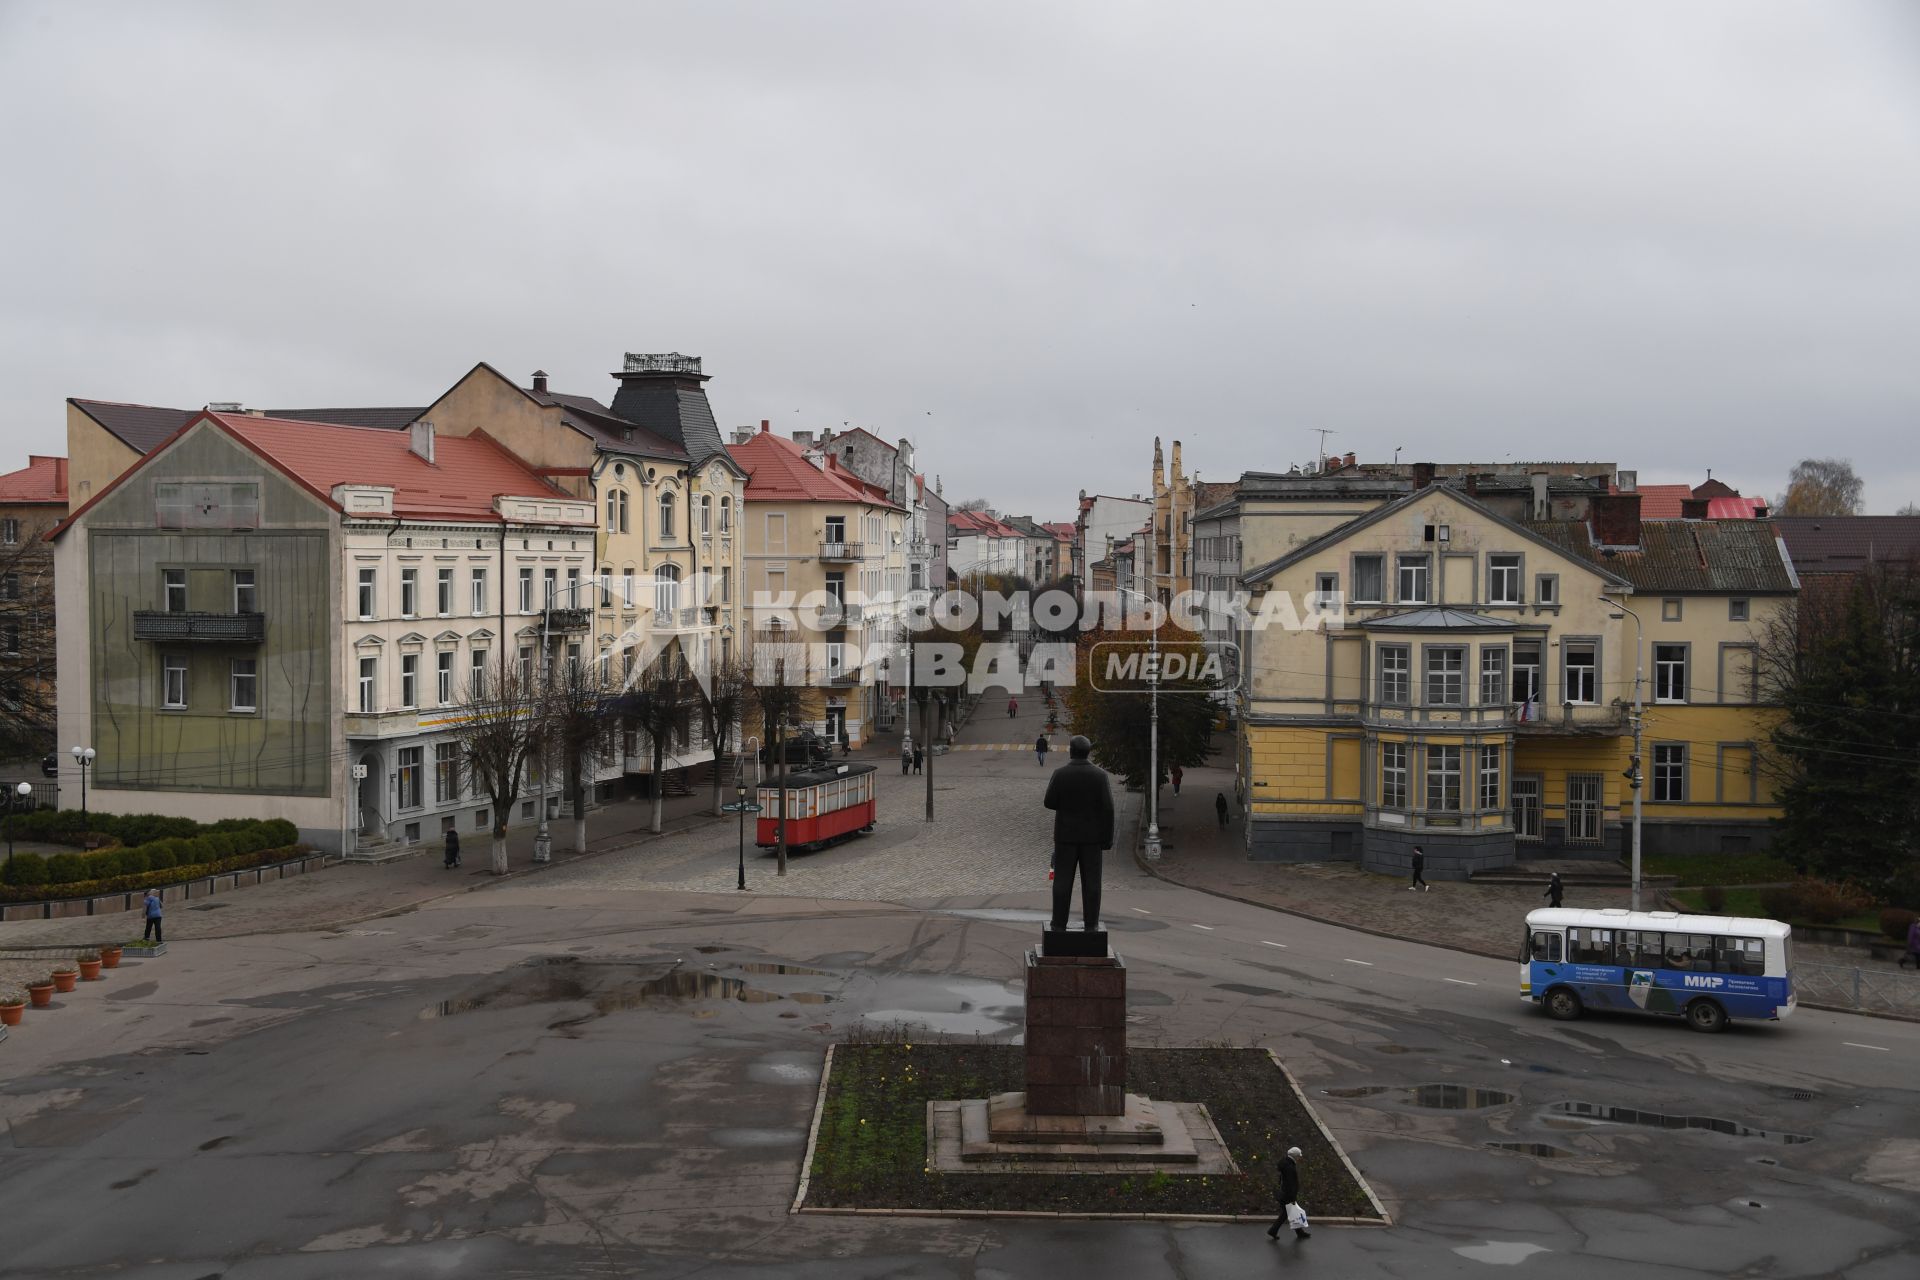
(1521, 907), (1795, 1033)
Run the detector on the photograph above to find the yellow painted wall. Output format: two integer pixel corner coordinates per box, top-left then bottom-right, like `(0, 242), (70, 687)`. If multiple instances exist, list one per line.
(66, 404), (144, 508)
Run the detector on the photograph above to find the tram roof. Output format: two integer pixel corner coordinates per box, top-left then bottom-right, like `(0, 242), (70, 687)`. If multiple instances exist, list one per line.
(1525, 907), (1791, 938)
(762, 763), (878, 787)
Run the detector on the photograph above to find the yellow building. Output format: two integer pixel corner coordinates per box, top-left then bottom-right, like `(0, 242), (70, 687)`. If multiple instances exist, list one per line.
(1235, 480), (1793, 878)
(419, 357), (747, 775)
(727, 422), (910, 747)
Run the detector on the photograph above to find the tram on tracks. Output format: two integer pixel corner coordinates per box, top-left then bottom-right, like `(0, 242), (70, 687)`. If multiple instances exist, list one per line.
(755, 762), (878, 852)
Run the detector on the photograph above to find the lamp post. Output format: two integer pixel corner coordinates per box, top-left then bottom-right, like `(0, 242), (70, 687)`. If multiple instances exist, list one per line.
(70, 746), (95, 818)
(1602, 598), (1647, 911)
(1117, 585), (1162, 861)
(736, 778), (748, 890)
(6, 781), (31, 873)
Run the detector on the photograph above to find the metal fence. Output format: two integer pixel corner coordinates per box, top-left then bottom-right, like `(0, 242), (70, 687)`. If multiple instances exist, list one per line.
(1795, 962), (1920, 1019)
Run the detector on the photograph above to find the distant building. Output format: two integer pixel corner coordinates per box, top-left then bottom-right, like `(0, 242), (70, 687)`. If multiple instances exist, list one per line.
(947, 508), (1024, 579)
(1072, 492), (1152, 594)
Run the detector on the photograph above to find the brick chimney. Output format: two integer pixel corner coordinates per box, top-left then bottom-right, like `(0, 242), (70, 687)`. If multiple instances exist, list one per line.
(1412, 462), (1436, 490)
(1680, 497), (1710, 520)
(1591, 491), (1642, 546)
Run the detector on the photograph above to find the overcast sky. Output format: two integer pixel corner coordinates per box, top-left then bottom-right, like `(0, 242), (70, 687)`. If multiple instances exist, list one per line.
(4, 1), (1919, 516)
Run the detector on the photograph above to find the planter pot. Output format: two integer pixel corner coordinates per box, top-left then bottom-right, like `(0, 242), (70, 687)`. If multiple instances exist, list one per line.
(52, 970), (77, 994)
(27, 983), (54, 1008)
(100, 946), (123, 969)
(0, 1002), (23, 1026)
(78, 959), (103, 982)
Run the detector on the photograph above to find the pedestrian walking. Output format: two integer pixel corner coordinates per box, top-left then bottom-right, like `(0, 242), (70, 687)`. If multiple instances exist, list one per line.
(912, 745), (923, 774)
(1902, 917), (1920, 970)
(901, 744), (913, 776)
(142, 889), (164, 945)
(1543, 871), (1564, 909)
(1215, 791), (1230, 829)
(1035, 733), (1050, 766)
(443, 827), (461, 869)
(945, 720), (956, 748)
(1170, 764), (1183, 795)
(1266, 1145), (1310, 1241)
(1008, 696), (1019, 719)
(1408, 845), (1430, 891)
(840, 732), (851, 758)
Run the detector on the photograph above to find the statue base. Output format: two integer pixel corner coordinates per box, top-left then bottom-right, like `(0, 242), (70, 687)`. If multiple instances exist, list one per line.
(1040, 928), (1108, 957)
(1023, 947), (1125, 1115)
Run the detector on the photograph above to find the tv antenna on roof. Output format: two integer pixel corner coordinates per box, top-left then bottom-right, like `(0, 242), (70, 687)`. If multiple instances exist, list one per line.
(1313, 428), (1337, 471)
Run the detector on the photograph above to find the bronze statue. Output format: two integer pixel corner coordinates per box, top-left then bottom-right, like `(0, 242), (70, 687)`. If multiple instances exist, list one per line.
(1042, 734), (1114, 933)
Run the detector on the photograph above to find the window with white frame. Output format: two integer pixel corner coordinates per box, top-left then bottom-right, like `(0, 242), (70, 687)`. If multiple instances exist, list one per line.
(719, 496), (732, 532)
(1652, 743), (1687, 802)
(1397, 554), (1430, 604)
(471, 568), (487, 615)
(232, 569), (256, 613)
(230, 658), (257, 711)
(1315, 572), (1340, 611)
(1513, 639), (1543, 706)
(162, 655), (188, 708)
(1564, 641), (1597, 704)
(621, 568), (636, 609)
(1488, 554), (1521, 605)
(655, 564), (680, 615)
(436, 568), (453, 616)
(543, 567), (557, 608)
(437, 651), (453, 704)
(396, 746), (423, 809)
(1535, 574), (1559, 606)
(401, 654), (418, 708)
(1478, 745), (1501, 810)
(164, 568), (187, 613)
(1425, 745), (1462, 812)
(1654, 643), (1688, 703)
(0, 518), (16, 544)
(1424, 646), (1465, 705)
(469, 649), (487, 697)
(659, 491), (676, 538)
(1480, 647), (1507, 705)
(1378, 645), (1410, 705)
(518, 567), (534, 612)
(357, 568), (376, 619)
(698, 494), (712, 535)
(517, 645), (532, 687)
(434, 742), (460, 803)
(565, 567), (580, 606)
(400, 568), (418, 617)
(358, 656), (376, 712)
(1381, 741), (1408, 809)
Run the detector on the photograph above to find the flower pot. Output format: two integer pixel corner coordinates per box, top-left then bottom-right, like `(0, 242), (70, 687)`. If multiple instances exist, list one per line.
(78, 959), (103, 982)
(0, 1002), (23, 1027)
(100, 946), (123, 969)
(52, 970), (77, 994)
(27, 983), (54, 1008)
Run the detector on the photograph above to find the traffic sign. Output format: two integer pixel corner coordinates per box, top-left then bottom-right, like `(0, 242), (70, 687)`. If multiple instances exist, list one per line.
(721, 802), (764, 814)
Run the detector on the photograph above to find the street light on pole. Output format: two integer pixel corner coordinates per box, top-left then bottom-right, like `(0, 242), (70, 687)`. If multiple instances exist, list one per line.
(1602, 597), (1646, 912)
(1116, 585), (1162, 861)
(70, 746), (95, 819)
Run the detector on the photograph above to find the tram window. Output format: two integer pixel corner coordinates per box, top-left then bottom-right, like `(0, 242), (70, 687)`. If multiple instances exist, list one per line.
(1530, 931), (1562, 962)
(1568, 928), (1612, 964)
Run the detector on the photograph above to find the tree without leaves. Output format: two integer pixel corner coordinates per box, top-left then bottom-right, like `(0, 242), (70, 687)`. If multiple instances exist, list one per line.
(0, 520), (57, 761)
(544, 652), (621, 854)
(1897, 503), (1920, 517)
(700, 649), (756, 816)
(1776, 458), (1864, 517)
(748, 631), (814, 876)
(618, 643), (697, 835)
(450, 660), (542, 875)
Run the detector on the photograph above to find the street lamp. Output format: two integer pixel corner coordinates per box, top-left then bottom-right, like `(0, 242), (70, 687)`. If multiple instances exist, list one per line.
(736, 778), (748, 890)
(1601, 598), (1647, 911)
(70, 746), (96, 818)
(1117, 586), (1162, 861)
(6, 781), (31, 873)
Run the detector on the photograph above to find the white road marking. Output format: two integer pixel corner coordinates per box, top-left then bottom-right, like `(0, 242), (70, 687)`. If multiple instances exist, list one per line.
(1191, 924), (1214, 931)
(1443, 977), (1477, 986)
(1843, 1042), (1889, 1052)
(1260, 940), (1287, 949)
(1342, 958), (1374, 967)
(1132, 908), (1152, 914)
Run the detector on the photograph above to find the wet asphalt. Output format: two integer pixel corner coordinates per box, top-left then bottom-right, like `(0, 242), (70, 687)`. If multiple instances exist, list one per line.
(0, 873), (1916, 1279)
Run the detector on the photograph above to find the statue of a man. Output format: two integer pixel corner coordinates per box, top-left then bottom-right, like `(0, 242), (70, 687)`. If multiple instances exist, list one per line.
(1042, 734), (1114, 932)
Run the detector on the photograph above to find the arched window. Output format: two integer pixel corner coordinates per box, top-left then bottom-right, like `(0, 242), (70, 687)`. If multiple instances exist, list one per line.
(718, 496), (732, 533)
(599, 565), (612, 608)
(659, 491), (675, 539)
(606, 489), (629, 534)
(655, 564), (681, 616)
(698, 493), (712, 535)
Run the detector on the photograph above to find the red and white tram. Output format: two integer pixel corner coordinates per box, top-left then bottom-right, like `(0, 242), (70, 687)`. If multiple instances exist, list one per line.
(755, 763), (878, 852)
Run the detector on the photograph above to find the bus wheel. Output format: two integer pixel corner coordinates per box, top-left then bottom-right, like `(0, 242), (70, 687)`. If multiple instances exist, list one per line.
(1544, 987), (1583, 1021)
(1685, 999), (1728, 1034)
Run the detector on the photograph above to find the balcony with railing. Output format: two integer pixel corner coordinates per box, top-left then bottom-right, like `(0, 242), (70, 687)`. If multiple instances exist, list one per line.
(131, 611), (266, 644)
(818, 541), (864, 561)
(818, 600), (863, 627)
(1512, 701), (1628, 735)
(542, 606), (593, 634)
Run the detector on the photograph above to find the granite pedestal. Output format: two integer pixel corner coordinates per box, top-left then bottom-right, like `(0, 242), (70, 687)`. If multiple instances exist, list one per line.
(1023, 945), (1125, 1116)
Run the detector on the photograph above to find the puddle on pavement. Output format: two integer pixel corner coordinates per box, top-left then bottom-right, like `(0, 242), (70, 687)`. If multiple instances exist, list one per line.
(1454, 1242), (1551, 1266)
(710, 1128), (806, 1148)
(1549, 1101), (1811, 1145)
(1486, 1142), (1574, 1159)
(420, 956), (834, 1021)
(1410, 1085), (1516, 1110)
(1322, 1086), (1392, 1099)
(860, 974), (1020, 1037)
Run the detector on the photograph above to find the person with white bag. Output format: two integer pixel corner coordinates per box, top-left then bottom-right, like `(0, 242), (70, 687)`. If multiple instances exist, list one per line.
(1267, 1145), (1311, 1241)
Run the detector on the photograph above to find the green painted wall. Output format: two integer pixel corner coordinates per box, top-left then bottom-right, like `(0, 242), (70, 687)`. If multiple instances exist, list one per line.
(85, 425), (336, 797)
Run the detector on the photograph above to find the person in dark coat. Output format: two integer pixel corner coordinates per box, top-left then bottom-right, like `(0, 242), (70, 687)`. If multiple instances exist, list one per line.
(1215, 791), (1230, 829)
(443, 828), (461, 869)
(911, 744), (923, 774)
(1543, 872), (1564, 908)
(1042, 735), (1114, 932)
(1408, 845), (1429, 891)
(1035, 733), (1050, 766)
(1170, 764), (1183, 795)
(1267, 1145), (1310, 1240)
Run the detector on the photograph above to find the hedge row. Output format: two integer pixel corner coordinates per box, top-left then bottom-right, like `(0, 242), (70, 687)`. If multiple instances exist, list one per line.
(1, 814), (299, 890)
(0, 808), (235, 847)
(0, 843), (307, 905)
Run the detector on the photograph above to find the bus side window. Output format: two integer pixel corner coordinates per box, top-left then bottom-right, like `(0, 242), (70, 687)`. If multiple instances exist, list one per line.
(1733, 937), (1764, 976)
(1531, 931), (1562, 963)
(1568, 928), (1606, 965)
(1519, 927), (1534, 964)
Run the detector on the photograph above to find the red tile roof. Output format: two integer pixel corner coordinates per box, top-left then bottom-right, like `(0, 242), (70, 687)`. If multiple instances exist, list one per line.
(726, 426), (899, 506)
(1630, 484), (1694, 519)
(1706, 496), (1767, 519)
(216, 413), (567, 522)
(1042, 521), (1076, 542)
(0, 455), (68, 504)
(948, 508), (1020, 538)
